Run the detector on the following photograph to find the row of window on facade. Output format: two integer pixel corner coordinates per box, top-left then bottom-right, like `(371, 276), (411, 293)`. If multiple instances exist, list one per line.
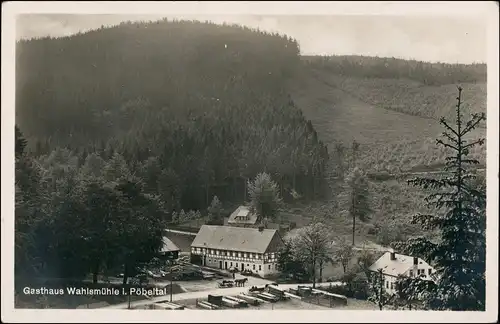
(207, 259), (277, 271)
(409, 268), (432, 277)
(193, 247), (276, 260)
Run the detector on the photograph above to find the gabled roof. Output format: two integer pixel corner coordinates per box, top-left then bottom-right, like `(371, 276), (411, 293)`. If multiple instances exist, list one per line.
(191, 225), (281, 254)
(160, 236), (180, 253)
(227, 205), (259, 225)
(369, 251), (432, 277)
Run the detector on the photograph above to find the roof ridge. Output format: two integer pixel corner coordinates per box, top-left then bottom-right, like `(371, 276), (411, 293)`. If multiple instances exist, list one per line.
(192, 224), (279, 253)
(201, 224), (276, 232)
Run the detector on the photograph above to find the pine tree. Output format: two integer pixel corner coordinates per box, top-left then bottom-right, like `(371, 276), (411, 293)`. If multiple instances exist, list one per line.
(178, 210), (187, 224)
(80, 153), (105, 179)
(171, 211), (179, 224)
(207, 196), (223, 225)
(395, 87), (486, 310)
(351, 140), (360, 169)
(102, 152), (131, 183)
(15, 125), (28, 159)
(346, 167), (371, 246)
(247, 172), (283, 224)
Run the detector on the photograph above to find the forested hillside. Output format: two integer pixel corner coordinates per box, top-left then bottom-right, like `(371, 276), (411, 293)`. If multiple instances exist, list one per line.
(289, 54), (486, 248)
(303, 55), (487, 123)
(303, 55), (487, 86)
(16, 19), (329, 212)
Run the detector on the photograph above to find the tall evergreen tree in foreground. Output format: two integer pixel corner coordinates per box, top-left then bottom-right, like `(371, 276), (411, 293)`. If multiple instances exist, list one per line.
(395, 87), (486, 310)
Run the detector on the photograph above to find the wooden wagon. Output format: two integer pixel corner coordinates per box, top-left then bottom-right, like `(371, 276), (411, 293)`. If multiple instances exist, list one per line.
(217, 280), (234, 288)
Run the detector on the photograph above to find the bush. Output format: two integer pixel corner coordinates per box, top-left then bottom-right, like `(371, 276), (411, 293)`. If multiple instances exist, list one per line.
(374, 221), (407, 246)
(338, 271), (370, 300)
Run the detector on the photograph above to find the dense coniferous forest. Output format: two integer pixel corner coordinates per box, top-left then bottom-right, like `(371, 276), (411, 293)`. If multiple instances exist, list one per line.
(16, 19), (329, 214)
(303, 55), (487, 86)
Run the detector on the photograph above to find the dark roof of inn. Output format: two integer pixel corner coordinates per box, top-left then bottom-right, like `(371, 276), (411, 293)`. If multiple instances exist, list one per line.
(160, 236), (181, 253)
(191, 225), (279, 253)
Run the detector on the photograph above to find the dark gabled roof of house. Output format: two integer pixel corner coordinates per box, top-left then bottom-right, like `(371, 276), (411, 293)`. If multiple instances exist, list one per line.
(160, 236), (181, 253)
(227, 205), (259, 225)
(191, 225), (280, 254)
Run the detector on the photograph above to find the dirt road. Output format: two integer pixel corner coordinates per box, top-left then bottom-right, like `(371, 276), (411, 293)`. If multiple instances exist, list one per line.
(101, 282), (342, 309)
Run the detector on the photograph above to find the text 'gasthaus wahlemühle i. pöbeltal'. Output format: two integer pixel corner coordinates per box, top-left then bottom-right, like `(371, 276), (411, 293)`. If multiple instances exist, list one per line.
(22, 286), (170, 296)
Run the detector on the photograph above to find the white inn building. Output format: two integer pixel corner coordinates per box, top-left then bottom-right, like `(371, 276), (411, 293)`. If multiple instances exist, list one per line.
(190, 225), (284, 278)
(369, 251), (436, 295)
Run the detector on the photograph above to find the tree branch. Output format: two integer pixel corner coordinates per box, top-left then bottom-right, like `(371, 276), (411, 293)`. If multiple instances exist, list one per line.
(463, 139), (485, 150)
(439, 117), (459, 137)
(436, 139), (458, 151)
(461, 113), (486, 136)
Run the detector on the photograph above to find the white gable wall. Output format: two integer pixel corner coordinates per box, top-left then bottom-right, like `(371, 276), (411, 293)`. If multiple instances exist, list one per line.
(402, 261), (435, 281)
(371, 252), (436, 295)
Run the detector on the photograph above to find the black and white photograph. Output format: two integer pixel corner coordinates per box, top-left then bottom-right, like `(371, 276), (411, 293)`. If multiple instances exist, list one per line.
(2, 1), (499, 323)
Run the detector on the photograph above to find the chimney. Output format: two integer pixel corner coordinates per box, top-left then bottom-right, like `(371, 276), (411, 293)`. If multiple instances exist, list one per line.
(390, 252), (396, 260)
(258, 224), (265, 232)
(413, 257), (418, 265)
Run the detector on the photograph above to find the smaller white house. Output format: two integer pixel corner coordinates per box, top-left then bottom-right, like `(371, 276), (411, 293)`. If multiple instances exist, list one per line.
(369, 251), (436, 295)
(227, 205), (259, 228)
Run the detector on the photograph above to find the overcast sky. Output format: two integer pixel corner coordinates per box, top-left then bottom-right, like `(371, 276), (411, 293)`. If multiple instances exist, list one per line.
(16, 14), (488, 64)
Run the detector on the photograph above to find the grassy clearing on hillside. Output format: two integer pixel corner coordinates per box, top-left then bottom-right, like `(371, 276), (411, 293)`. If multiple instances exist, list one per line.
(291, 67), (486, 174)
(287, 66), (485, 242)
(325, 74), (487, 122)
